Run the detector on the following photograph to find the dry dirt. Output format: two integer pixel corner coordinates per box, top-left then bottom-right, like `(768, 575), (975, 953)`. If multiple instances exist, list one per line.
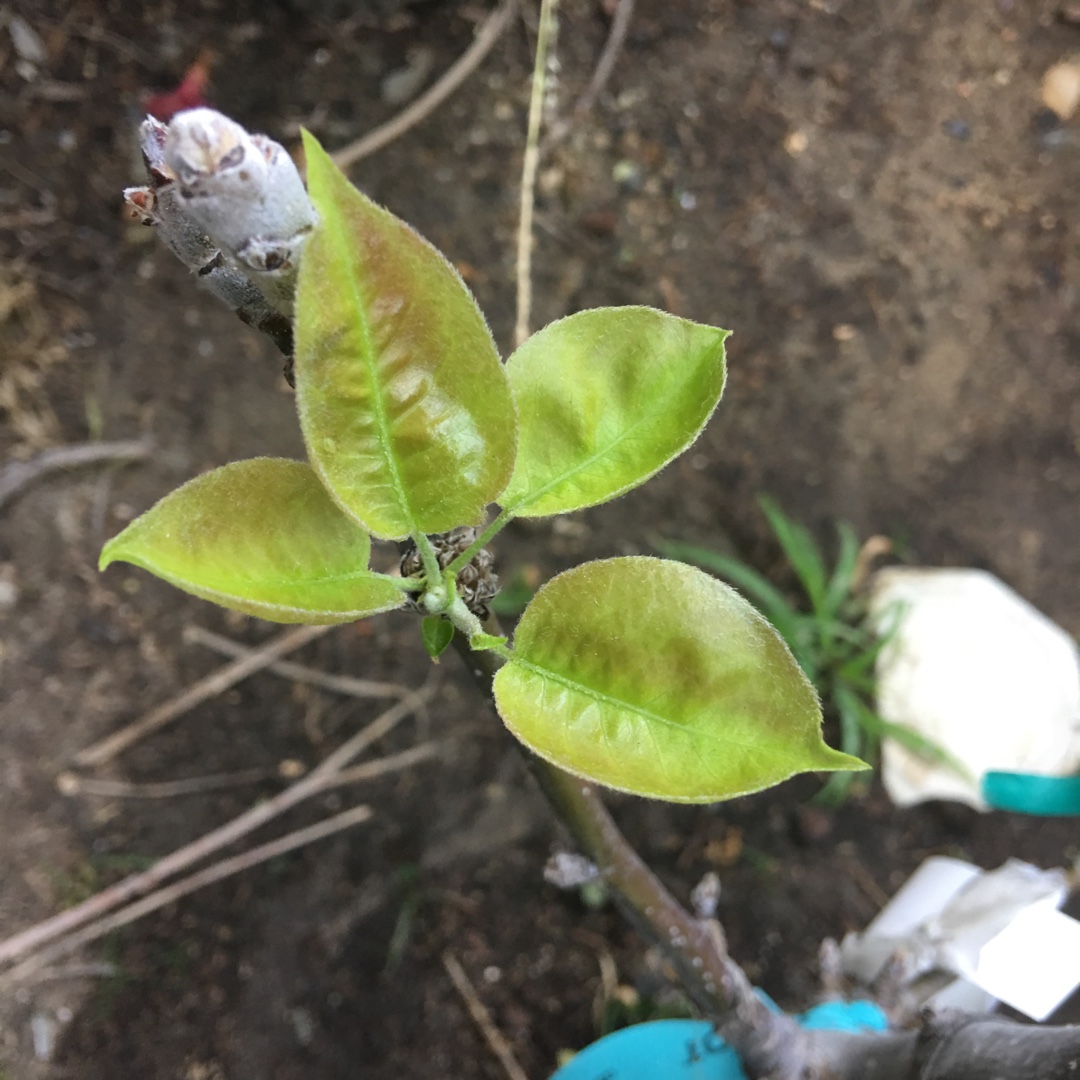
(1, 0), (1079, 1077)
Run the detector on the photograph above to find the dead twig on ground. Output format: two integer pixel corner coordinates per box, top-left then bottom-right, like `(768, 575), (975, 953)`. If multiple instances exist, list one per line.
(328, 740), (443, 788)
(0, 805), (374, 991)
(443, 950), (530, 1080)
(0, 682), (434, 968)
(572, 0), (634, 122)
(0, 439), (150, 512)
(21, 962), (118, 985)
(74, 623), (332, 768)
(330, 0), (518, 171)
(543, 0), (635, 152)
(185, 625), (412, 703)
(514, 0), (558, 347)
(56, 766), (283, 799)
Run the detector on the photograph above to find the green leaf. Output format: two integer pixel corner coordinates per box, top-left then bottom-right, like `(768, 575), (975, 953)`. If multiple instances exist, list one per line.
(655, 540), (803, 644)
(421, 616), (454, 659)
(295, 132), (517, 539)
(655, 540), (823, 685)
(493, 557), (864, 803)
(501, 308), (728, 518)
(99, 458), (406, 623)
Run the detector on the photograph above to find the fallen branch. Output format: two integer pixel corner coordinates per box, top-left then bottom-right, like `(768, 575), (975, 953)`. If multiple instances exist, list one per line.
(327, 740), (443, 788)
(74, 623), (332, 767)
(330, 0), (519, 171)
(573, 0), (635, 120)
(0, 683), (434, 968)
(20, 962), (118, 985)
(0, 439), (150, 511)
(545, 0), (635, 151)
(56, 765), (281, 799)
(443, 950), (530, 1080)
(0, 805), (374, 991)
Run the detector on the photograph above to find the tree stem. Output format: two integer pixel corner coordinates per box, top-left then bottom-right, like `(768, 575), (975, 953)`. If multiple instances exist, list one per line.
(454, 617), (803, 1076)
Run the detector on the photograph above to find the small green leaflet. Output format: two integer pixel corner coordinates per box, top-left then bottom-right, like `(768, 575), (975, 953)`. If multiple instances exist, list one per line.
(422, 616), (455, 659)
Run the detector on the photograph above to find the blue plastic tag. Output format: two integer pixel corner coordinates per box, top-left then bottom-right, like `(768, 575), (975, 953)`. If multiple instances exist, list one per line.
(981, 771), (1080, 816)
(549, 1001), (888, 1080)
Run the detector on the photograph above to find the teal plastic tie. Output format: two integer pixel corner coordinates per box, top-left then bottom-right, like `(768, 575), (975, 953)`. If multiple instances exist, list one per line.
(982, 771), (1080, 816)
(549, 1001), (888, 1080)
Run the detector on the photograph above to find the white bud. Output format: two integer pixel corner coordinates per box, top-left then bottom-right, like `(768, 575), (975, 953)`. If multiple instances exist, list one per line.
(163, 108), (317, 316)
(130, 115), (295, 361)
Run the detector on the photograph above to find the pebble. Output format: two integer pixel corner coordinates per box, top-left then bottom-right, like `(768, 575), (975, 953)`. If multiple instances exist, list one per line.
(784, 129), (809, 155)
(1042, 61), (1080, 121)
(290, 1007), (314, 1046)
(794, 804), (833, 843)
(31, 1012), (58, 1062)
(942, 118), (971, 141)
(1031, 107), (1067, 149)
(768, 28), (791, 51)
(8, 15), (46, 65)
(380, 47), (434, 105)
(612, 160), (644, 192)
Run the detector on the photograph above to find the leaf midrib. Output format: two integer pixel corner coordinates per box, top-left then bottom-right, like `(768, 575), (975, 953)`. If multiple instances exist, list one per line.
(324, 192), (414, 533)
(124, 552), (401, 591)
(508, 655), (762, 754)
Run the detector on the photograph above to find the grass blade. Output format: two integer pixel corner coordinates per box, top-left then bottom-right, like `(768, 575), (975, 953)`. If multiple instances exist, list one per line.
(822, 521), (860, 618)
(759, 496), (827, 610)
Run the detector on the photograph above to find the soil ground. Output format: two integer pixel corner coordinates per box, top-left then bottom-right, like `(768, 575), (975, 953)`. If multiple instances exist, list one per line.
(1, 0), (1079, 1077)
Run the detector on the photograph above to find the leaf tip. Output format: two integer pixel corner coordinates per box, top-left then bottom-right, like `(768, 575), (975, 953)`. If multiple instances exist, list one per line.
(818, 747), (872, 773)
(98, 534), (126, 573)
(299, 128), (341, 204)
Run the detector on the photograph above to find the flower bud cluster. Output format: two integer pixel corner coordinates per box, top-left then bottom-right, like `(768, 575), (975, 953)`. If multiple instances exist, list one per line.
(400, 528), (499, 619)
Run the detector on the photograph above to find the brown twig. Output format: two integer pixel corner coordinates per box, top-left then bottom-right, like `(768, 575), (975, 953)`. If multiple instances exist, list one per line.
(443, 950), (530, 1080)
(330, 0), (518, 171)
(74, 623), (332, 767)
(56, 766), (280, 799)
(574, 0), (635, 119)
(184, 625), (411, 703)
(545, 0), (635, 150)
(328, 740), (442, 788)
(20, 962), (118, 985)
(0, 684), (434, 968)
(9, 741), (447, 991)
(0, 439), (150, 512)
(0, 805), (374, 991)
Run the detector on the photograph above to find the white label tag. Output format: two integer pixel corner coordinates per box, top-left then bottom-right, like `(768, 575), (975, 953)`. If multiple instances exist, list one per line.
(974, 906), (1080, 1021)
